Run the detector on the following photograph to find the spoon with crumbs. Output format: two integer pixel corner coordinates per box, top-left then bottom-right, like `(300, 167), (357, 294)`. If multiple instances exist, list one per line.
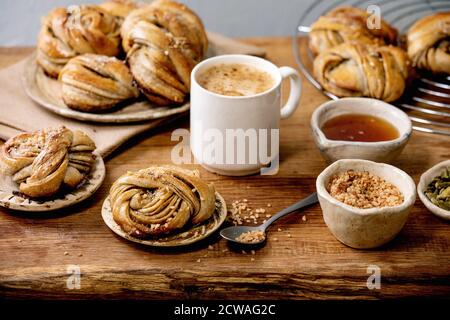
(220, 192), (318, 245)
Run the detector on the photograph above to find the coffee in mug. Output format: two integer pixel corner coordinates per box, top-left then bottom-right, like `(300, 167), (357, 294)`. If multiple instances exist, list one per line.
(190, 54), (302, 176)
(197, 63), (275, 97)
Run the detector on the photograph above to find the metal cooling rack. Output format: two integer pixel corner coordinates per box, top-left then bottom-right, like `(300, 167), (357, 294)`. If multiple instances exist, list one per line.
(293, 0), (450, 136)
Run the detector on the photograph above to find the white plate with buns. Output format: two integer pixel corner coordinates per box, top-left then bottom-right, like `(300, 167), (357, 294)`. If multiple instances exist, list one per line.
(22, 55), (191, 124)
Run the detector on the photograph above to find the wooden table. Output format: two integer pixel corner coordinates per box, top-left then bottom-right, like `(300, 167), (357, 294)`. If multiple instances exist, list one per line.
(0, 38), (449, 300)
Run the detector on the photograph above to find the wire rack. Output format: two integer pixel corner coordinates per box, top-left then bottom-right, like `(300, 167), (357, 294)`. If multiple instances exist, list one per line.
(292, 0), (450, 136)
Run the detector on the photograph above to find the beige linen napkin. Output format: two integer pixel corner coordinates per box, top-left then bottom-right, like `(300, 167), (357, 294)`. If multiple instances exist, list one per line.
(0, 32), (265, 158)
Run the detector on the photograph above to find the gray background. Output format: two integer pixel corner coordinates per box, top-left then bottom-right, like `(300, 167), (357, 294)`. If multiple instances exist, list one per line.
(0, 0), (312, 46)
(0, 0), (445, 46)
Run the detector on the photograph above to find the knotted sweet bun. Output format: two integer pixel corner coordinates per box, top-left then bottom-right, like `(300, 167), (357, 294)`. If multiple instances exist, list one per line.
(121, 0), (208, 105)
(313, 42), (409, 102)
(37, 5), (122, 77)
(109, 166), (216, 238)
(407, 12), (450, 74)
(309, 7), (398, 55)
(59, 54), (139, 112)
(0, 127), (96, 198)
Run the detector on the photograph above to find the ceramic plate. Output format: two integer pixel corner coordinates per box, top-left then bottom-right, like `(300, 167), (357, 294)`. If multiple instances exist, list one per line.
(102, 192), (227, 247)
(21, 54), (190, 123)
(0, 151), (105, 212)
(417, 159), (450, 221)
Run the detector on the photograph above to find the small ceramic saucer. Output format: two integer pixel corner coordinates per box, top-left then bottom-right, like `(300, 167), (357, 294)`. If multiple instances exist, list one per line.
(101, 192), (227, 247)
(0, 151), (105, 212)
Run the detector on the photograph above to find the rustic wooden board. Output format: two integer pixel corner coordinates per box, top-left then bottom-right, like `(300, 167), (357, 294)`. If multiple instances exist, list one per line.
(0, 38), (449, 300)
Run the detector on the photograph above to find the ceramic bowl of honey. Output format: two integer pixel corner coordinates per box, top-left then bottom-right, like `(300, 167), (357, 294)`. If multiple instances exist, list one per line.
(311, 98), (412, 163)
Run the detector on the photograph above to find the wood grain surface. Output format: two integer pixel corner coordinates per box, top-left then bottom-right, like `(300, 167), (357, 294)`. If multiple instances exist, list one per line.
(0, 38), (449, 300)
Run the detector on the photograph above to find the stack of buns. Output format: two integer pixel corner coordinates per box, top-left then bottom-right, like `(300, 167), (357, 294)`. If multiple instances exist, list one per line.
(310, 7), (450, 102)
(36, 0), (208, 113)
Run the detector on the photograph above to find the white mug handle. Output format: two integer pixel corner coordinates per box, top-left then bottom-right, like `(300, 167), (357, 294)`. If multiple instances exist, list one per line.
(279, 66), (302, 119)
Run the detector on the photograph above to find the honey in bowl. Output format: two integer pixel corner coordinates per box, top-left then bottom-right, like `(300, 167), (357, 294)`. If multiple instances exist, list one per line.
(321, 114), (399, 142)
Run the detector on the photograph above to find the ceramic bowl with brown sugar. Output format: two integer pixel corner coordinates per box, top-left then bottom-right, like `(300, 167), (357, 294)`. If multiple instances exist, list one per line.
(311, 98), (412, 163)
(316, 159), (416, 249)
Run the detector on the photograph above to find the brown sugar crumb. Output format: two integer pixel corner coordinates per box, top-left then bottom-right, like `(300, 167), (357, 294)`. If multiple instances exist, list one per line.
(228, 199), (271, 226)
(235, 230), (266, 244)
(228, 200), (249, 225)
(327, 170), (404, 209)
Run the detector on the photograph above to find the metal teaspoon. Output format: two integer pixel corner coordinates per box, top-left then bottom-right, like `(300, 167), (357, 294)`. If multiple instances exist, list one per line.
(220, 192), (318, 245)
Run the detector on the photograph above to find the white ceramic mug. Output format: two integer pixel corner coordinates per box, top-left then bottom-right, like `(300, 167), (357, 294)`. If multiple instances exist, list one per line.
(190, 54), (302, 176)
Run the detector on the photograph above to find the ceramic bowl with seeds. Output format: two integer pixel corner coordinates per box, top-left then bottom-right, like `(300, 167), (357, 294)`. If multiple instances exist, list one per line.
(417, 159), (450, 221)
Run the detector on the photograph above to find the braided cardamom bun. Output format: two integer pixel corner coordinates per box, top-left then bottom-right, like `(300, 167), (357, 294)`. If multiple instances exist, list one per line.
(37, 5), (122, 78)
(110, 166), (216, 238)
(309, 7), (398, 55)
(121, 0), (208, 105)
(0, 127), (96, 198)
(407, 12), (450, 74)
(313, 43), (410, 102)
(99, 0), (138, 19)
(59, 54), (139, 112)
